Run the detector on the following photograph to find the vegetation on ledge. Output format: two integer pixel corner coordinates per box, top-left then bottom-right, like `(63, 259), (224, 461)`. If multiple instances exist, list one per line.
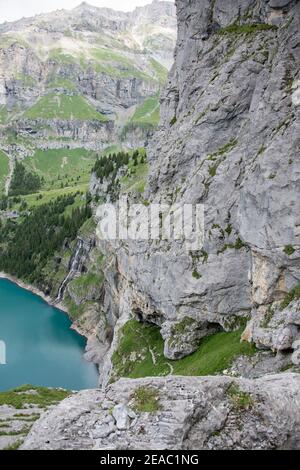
(218, 23), (277, 35)
(122, 95), (160, 138)
(0, 385), (71, 410)
(130, 95), (160, 127)
(8, 162), (41, 196)
(149, 58), (168, 85)
(280, 283), (300, 310)
(283, 244), (296, 256)
(67, 272), (104, 302)
(227, 383), (254, 410)
(0, 105), (8, 124)
(111, 319), (256, 382)
(0, 385), (72, 448)
(93, 148), (148, 198)
(132, 387), (162, 413)
(24, 147), (97, 191)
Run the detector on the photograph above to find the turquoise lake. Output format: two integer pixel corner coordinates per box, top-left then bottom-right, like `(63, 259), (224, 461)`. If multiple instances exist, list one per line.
(0, 278), (99, 391)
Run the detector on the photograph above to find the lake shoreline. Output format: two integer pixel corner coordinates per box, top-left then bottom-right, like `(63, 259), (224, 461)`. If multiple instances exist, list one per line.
(0, 271), (67, 313)
(0, 273), (99, 391)
(0, 272), (101, 372)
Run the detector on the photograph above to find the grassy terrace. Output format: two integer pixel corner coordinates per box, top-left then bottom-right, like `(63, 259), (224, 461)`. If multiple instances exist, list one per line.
(23, 148), (97, 190)
(120, 160), (148, 194)
(90, 47), (155, 81)
(90, 47), (134, 66)
(0, 385), (71, 410)
(0, 150), (9, 192)
(48, 46), (156, 82)
(65, 272), (104, 318)
(28, 185), (86, 207)
(131, 95), (160, 126)
(3, 144), (140, 210)
(25, 94), (108, 122)
(0, 105), (8, 124)
(15, 74), (37, 87)
(48, 48), (85, 66)
(111, 320), (256, 381)
(1, 130), (35, 148)
(68, 272), (104, 297)
(7, 185), (89, 212)
(0, 385), (71, 449)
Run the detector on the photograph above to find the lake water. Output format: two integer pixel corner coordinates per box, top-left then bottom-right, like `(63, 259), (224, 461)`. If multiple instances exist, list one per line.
(0, 278), (99, 391)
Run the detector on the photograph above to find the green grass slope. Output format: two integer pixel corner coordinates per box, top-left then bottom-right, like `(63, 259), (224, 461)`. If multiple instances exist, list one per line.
(24, 187), (88, 209)
(90, 47), (155, 81)
(0, 385), (71, 410)
(24, 148), (97, 190)
(131, 95), (160, 127)
(0, 150), (9, 192)
(111, 320), (256, 381)
(24, 94), (108, 122)
(46, 78), (77, 92)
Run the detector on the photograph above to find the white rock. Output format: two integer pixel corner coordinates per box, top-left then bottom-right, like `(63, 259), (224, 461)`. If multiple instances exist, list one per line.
(112, 404), (136, 430)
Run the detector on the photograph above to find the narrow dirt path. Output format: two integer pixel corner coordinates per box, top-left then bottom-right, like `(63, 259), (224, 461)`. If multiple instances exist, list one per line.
(149, 347), (157, 366)
(166, 362), (174, 375)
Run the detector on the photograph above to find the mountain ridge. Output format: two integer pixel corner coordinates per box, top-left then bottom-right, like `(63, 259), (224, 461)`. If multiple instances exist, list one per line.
(0, 1), (176, 37)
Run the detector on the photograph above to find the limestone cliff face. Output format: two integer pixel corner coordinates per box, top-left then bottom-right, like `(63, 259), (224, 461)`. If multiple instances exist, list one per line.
(93, 0), (300, 372)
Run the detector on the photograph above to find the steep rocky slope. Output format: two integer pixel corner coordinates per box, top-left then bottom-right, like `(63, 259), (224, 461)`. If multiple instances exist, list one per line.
(0, 385), (71, 450)
(88, 0), (300, 379)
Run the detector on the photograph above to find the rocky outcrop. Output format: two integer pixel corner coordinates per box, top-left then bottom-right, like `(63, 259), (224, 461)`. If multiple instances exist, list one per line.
(243, 298), (300, 362)
(91, 0), (300, 370)
(22, 373), (300, 450)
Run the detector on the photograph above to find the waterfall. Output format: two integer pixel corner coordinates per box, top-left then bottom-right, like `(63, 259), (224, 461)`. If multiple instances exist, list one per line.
(55, 238), (84, 303)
